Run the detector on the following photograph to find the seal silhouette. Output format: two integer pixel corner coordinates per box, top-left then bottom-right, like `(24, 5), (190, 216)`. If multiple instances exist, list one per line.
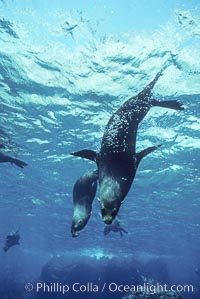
(0, 152), (27, 168)
(71, 169), (98, 237)
(71, 71), (184, 224)
(3, 228), (20, 252)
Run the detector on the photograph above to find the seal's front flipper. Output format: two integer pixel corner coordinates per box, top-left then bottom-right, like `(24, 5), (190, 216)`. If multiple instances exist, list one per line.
(70, 149), (97, 162)
(152, 99), (184, 110)
(12, 158), (28, 168)
(136, 144), (162, 167)
(121, 228), (128, 234)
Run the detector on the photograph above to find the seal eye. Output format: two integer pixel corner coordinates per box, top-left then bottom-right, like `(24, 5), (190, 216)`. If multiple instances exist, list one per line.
(101, 208), (106, 217)
(112, 208), (117, 218)
(79, 220), (83, 225)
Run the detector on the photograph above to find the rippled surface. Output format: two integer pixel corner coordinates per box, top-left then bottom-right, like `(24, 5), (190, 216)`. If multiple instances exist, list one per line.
(0, 0), (199, 265)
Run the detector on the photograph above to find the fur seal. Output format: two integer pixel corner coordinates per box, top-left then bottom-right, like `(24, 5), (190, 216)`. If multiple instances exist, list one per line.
(0, 152), (27, 168)
(71, 71), (184, 224)
(3, 228), (20, 252)
(71, 169), (98, 237)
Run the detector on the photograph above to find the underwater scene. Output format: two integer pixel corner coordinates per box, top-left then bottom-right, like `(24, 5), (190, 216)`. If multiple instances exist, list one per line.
(0, 0), (200, 299)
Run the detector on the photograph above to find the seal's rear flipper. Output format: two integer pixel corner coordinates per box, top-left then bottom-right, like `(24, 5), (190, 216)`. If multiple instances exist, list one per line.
(152, 99), (184, 110)
(12, 159), (28, 168)
(136, 144), (162, 167)
(143, 71), (163, 94)
(138, 71), (163, 98)
(70, 149), (97, 162)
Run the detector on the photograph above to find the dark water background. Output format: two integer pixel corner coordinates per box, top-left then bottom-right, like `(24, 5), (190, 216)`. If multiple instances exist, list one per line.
(0, 1), (199, 298)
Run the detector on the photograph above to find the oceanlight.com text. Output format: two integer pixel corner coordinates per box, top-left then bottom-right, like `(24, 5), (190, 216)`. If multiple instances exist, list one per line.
(24, 281), (194, 295)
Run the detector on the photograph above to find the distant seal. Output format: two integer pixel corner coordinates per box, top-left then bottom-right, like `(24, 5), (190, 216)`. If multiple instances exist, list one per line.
(71, 71), (184, 224)
(3, 228), (20, 252)
(104, 220), (128, 237)
(71, 169), (98, 237)
(0, 152), (27, 168)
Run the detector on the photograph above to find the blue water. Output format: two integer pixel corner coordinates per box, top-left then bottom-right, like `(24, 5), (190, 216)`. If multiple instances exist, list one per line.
(0, 1), (200, 299)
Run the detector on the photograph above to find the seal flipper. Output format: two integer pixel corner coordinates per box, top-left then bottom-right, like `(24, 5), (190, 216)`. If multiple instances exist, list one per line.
(70, 149), (97, 162)
(141, 71), (163, 95)
(152, 99), (184, 110)
(11, 158), (27, 168)
(121, 228), (128, 234)
(0, 153), (27, 168)
(136, 144), (162, 167)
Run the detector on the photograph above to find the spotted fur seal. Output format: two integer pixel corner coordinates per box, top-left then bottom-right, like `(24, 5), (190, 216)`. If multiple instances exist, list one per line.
(71, 71), (184, 224)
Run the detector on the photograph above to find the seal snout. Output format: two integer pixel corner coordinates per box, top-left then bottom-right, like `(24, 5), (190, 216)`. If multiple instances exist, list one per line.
(103, 216), (113, 225)
(71, 230), (80, 238)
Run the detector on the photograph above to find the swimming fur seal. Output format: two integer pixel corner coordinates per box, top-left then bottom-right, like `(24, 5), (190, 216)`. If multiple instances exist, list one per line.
(0, 152), (27, 168)
(71, 169), (98, 237)
(71, 71), (184, 224)
(3, 228), (20, 252)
